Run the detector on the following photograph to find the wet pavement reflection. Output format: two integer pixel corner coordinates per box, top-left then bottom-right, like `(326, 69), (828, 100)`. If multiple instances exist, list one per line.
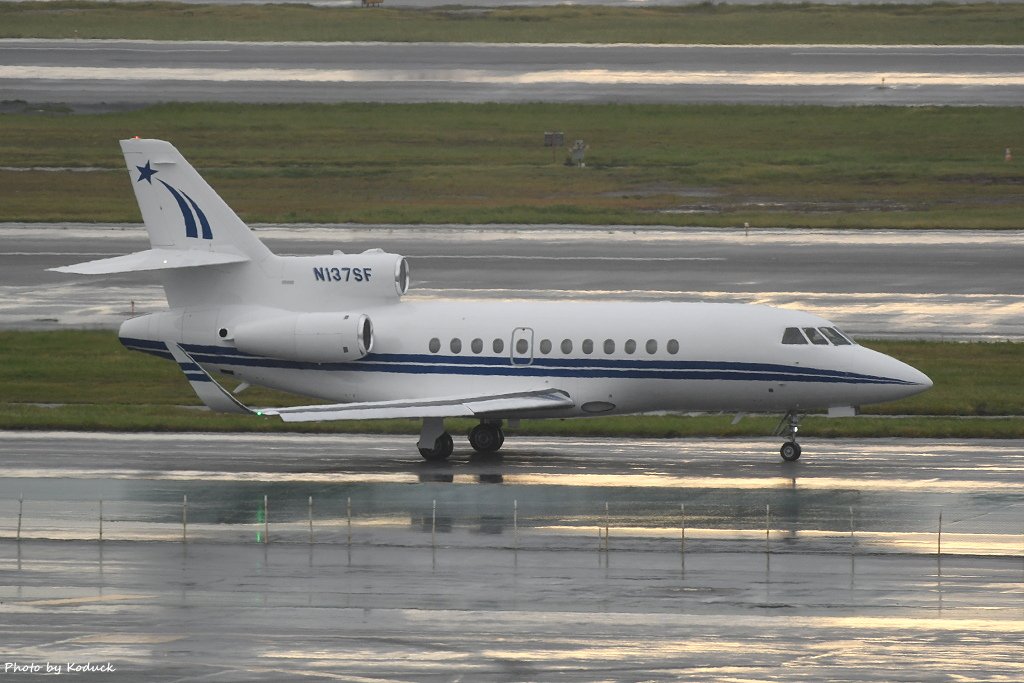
(0, 432), (1022, 680)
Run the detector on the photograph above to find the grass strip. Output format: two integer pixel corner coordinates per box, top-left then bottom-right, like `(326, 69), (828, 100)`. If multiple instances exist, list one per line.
(3, 2), (1024, 44)
(2, 102), (1023, 229)
(3, 330), (1024, 437)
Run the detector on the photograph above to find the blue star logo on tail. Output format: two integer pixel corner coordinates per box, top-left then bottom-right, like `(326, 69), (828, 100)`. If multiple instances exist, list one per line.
(136, 161), (158, 184)
(137, 159), (213, 240)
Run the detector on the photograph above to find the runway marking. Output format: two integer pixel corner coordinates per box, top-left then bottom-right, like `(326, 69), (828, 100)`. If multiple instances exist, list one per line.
(5, 39), (1022, 50)
(795, 51), (1022, 58)
(417, 255), (726, 261)
(4, 46), (231, 53)
(75, 633), (186, 644)
(1, 252), (119, 257)
(19, 593), (155, 607)
(4, 66), (1024, 86)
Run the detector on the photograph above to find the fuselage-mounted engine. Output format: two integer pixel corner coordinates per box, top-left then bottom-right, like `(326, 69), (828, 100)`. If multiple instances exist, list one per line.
(231, 311), (373, 363)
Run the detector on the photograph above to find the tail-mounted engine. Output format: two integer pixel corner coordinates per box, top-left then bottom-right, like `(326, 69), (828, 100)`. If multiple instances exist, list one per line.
(231, 312), (373, 363)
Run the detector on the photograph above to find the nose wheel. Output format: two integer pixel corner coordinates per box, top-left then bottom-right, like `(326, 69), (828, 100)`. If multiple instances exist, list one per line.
(780, 441), (802, 462)
(777, 411), (802, 461)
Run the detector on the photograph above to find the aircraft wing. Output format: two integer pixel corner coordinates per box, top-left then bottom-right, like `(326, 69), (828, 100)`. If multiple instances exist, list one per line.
(169, 343), (574, 421)
(51, 248), (249, 275)
(258, 389), (575, 422)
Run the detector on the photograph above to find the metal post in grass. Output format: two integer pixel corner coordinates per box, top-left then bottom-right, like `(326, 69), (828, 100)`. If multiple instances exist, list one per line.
(182, 494), (188, 544)
(99, 500), (103, 542)
(849, 505), (854, 555)
(263, 494), (269, 545)
(680, 503), (687, 557)
(308, 495), (313, 544)
(765, 504), (770, 554)
(513, 499), (518, 552)
(604, 501), (610, 553)
(346, 496), (352, 549)
(937, 508), (943, 557)
(17, 494), (23, 542)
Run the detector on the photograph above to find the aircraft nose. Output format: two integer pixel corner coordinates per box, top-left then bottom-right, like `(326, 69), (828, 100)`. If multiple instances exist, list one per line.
(890, 357), (932, 395)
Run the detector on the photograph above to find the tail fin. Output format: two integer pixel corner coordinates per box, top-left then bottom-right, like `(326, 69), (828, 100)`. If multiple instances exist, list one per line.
(121, 138), (272, 261)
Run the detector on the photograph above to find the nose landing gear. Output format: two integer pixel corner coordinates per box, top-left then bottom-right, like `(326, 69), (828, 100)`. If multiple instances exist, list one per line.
(777, 411), (802, 462)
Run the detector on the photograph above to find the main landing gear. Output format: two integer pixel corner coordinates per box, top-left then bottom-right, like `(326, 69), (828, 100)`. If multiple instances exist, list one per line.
(777, 411), (802, 462)
(417, 418), (506, 461)
(418, 432), (454, 462)
(468, 421), (505, 454)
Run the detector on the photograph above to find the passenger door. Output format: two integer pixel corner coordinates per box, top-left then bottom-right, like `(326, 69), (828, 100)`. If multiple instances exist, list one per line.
(510, 327), (534, 366)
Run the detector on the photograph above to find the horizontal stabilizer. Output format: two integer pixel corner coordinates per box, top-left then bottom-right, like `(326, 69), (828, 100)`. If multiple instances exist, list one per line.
(50, 248), (249, 275)
(259, 389), (575, 422)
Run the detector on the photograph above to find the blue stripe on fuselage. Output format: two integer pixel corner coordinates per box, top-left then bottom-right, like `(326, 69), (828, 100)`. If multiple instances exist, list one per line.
(117, 337), (913, 386)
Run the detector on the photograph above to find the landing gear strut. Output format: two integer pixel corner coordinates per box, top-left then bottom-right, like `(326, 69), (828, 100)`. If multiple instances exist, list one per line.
(778, 411), (802, 462)
(469, 421), (505, 454)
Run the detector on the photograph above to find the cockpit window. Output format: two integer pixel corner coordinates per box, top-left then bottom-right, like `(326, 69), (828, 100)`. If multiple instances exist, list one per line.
(819, 327), (853, 346)
(803, 327), (830, 345)
(782, 327), (808, 345)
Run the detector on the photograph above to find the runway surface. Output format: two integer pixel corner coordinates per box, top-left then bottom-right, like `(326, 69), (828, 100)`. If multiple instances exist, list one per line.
(9, 223), (1024, 339)
(0, 432), (1022, 680)
(3, 40), (1022, 106)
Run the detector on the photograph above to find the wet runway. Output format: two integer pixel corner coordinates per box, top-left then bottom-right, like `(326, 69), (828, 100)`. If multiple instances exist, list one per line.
(3, 40), (1022, 106)
(0, 432), (1022, 680)
(10, 223), (1024, 339)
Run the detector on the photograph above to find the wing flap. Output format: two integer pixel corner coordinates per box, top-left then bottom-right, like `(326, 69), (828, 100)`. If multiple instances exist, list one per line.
(51, 248), (249, 275)
(164, 343), (574, 422)
(260, 389), (575, 422)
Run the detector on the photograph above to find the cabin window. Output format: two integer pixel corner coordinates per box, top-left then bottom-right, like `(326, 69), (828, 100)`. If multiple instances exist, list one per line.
(561, 339), (573, 354)
(582, 339), (594, 354)
(516, 338), (529, 354)
(782, 327), (808, 345)
(429, 338), (441, 353)
(624, 339), (637, 355)
(493, 338), (504, 354)
(450, 338), (463, 353)
(820, 327), (853, 346)
(667, 339), (680, 354)
(603, 339), (615, 354)
(646, 339), (658, 354)
(803, 328), (830, 345)
(471, 338), (484, 354)
(539, 339), (552, 355)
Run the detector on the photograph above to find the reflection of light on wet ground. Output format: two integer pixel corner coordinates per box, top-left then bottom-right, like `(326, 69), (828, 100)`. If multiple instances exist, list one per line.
(507, 473), (1024, 492)
(3, 467), (1022, 493)
(4, 540), (1022, 680)
(7, 66), (1024, 87)
(0, 467), (422, 483)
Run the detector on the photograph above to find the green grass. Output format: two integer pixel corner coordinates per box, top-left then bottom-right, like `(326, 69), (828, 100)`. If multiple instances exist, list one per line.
(3, 103), (1023, 229)
(3, 330), (1024, 437)
(3, 2), (1024, 44)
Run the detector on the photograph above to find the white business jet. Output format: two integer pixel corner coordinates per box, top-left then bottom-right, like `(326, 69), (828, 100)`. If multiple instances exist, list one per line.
(54, 139), (931, 462)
